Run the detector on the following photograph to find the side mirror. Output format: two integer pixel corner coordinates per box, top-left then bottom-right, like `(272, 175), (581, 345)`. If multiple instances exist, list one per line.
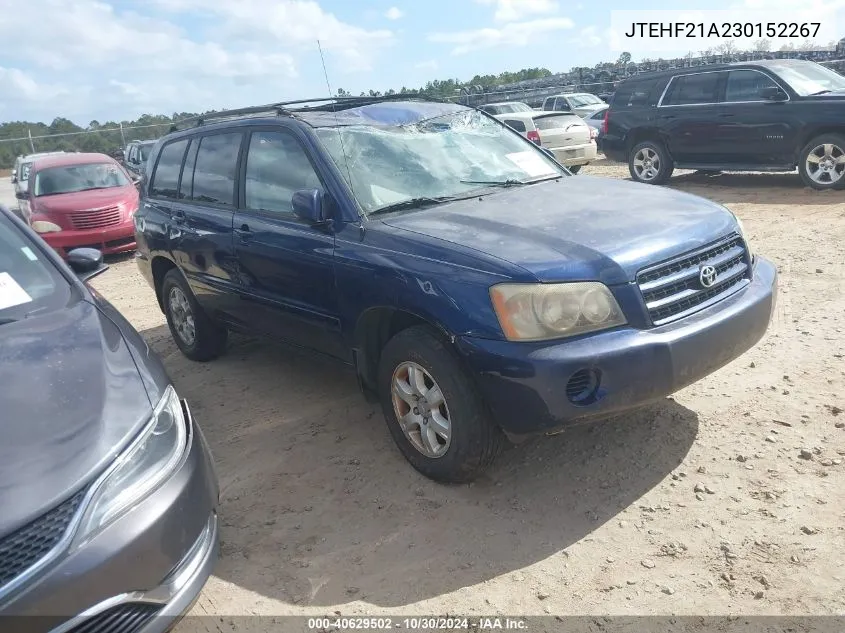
(761, 86), (787, 101)
(291, 188), (327, 224)
(66, 247), (107, 282)
(15, 191), (27, 200)
(131, 175), (142, 187)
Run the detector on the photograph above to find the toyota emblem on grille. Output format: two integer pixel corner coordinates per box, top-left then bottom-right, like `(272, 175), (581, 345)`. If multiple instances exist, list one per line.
(699, 265), (718, 288)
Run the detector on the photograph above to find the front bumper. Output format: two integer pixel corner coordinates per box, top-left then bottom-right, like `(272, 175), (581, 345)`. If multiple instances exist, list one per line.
(457, 257), (778, 436)
(550, 141), (598, 166)
(38, 220), (136, 258)
(0, 401), (220, 633)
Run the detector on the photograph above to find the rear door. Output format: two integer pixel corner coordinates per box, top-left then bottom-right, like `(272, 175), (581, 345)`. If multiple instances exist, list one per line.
(656, 71), (725, 164)
(231, 127), (344, 359)
(714, 68), (797, 165)
(147, 133), (241, 319)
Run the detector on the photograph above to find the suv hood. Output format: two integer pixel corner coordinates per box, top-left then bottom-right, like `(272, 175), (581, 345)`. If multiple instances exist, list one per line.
(381, 175), (739, 285)
(0, 299), (152, 538)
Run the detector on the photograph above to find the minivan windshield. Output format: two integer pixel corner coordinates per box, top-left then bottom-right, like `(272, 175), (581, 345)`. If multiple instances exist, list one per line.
(769, 61), (845, 96)
(315, 109), (564, 214)
(0, 212), (70, 324)
(33, 162), (129, 197)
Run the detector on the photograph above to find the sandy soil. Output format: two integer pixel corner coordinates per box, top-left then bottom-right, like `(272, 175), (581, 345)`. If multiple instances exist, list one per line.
(4, 163), (845, 623)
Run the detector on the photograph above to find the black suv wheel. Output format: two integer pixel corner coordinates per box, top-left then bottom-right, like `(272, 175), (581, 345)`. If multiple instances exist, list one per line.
(628, 140), (674, 185)
(799, 134), (845, 191)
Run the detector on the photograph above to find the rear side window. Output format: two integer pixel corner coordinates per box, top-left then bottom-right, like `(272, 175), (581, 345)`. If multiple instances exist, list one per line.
(661, 73), (722, 106)
(150, 139), (188, 199)
(178, 140), (199, 200)
(191, 133), (242, 206)
(503, 119), (527, 133)
(725, 69), (779, 102)
(533, 115), (576, 130)
(244, 130), (322, 215)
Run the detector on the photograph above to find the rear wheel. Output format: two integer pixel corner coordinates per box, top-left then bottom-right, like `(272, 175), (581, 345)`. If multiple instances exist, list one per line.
(629, 140), (674, 185)
(799, 134), (845, 190)
(162, 269), (228, 361)
(377, 326), (504, 483)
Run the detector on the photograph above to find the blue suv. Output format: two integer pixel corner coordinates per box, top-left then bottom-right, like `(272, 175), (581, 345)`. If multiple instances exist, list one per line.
(134, 97), (777, 483)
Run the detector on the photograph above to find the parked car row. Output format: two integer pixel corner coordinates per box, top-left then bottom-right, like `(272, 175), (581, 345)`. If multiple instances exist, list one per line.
(1, 94), (780, 631)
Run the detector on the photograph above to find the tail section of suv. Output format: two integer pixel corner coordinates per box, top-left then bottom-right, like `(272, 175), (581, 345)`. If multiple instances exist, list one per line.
(134, 97), (776, 483)
(601, 59), (845, 190)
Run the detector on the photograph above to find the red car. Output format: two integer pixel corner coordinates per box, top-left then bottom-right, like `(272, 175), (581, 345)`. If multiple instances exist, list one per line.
(17, 153), (140, 258)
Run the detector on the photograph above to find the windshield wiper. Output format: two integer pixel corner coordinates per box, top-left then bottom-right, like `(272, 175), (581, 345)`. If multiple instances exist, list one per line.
(460, 179), (525, 187)
(368, 196), (458, 216)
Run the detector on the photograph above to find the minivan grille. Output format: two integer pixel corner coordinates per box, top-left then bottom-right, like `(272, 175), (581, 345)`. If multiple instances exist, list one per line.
(70, 206), (122, 230)
(0, 488), (86, 589)
(637, 235), (751, 325)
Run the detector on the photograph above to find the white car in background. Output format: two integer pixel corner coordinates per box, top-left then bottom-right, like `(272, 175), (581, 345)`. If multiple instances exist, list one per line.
(493, 111), (597, 173)
(541, 93), (607, 117)
(478, 101), (534, 115)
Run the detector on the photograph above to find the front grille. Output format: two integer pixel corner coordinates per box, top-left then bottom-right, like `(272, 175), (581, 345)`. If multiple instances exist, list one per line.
(0, 488), (86, 589)
(65, 603), (162, 633)
(637, 235), (751, 325)
(70, 206), (122, 230)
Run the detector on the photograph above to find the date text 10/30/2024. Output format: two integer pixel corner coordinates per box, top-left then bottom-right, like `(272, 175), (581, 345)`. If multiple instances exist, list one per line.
(308, 617), (528, 630)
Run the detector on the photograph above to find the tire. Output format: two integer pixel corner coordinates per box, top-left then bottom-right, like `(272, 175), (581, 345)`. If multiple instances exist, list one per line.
(568, 165), (582, 174)
(161, 268), (228, 361)
(628, 140), (674, 185)
(377, 326), (504, 483)
(798, 133), (845, 191)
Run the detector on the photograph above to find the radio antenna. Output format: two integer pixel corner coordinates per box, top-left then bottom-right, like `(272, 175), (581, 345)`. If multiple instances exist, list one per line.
(316, 39), (356, 201)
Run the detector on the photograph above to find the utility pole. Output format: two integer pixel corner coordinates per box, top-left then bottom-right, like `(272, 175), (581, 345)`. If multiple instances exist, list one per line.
(27, 129), (35, 153)
(119, 122), (127, 148)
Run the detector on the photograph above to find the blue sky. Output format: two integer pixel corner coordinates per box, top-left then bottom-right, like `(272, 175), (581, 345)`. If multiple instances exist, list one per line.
(0, 0), (843, 124)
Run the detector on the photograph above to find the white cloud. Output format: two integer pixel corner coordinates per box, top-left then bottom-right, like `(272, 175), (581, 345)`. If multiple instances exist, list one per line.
(430, 17), (574, 54)
(415, 60), (439, 70)
(579, 26), (603, 47)
(0, 0), (393, 122)
(475, 0), (559, 22)
(385, 6), (404, 20)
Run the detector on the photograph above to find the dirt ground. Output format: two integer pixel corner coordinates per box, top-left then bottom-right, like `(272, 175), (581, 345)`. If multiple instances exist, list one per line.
(4, 162), (845, 623)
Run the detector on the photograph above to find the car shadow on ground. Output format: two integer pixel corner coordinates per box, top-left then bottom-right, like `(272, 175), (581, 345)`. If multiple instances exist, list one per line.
(666, 171), (845, 206)
(141, 324), (700, 608)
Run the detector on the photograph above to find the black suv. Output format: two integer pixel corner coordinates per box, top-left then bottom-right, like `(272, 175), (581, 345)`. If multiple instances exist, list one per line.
(600, 59), (845, 190)
(123, 139), (157, 178)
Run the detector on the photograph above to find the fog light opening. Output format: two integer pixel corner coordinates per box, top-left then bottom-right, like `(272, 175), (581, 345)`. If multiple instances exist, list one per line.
(566, 368), (601, 406)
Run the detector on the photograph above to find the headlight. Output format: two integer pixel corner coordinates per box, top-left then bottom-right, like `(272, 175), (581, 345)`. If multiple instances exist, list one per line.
(74, 385), (187, 545)
(490, 282), (627, 341)
(31, 220), (62, 233)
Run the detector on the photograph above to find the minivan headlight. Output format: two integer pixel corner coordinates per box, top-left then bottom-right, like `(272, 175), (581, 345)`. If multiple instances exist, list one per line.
(490, 282), (627, 341)
(74, 385), (187, 545)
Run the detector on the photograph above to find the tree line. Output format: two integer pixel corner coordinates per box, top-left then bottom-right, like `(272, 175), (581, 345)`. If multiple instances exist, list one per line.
(0, 67), (552, 169)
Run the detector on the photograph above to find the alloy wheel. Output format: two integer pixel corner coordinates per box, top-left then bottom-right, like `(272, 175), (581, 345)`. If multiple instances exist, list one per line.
(168, 286), (196, 347)
(390, 361), (452, 458)
(633, 146), (661, 182)
(806, 143), (845, 186)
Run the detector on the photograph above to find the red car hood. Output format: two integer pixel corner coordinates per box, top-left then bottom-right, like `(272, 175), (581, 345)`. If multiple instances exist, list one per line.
(34, 186), (138, 215)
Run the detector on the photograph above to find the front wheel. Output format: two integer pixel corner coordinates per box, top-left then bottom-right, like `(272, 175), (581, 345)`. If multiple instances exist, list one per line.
(377, 326), (504, 483)
(629, 140), (674, 185)
(799, 134), (845, 190)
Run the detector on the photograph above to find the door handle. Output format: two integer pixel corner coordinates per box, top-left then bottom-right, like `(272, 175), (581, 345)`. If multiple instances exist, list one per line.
(236, 223), (252, 242)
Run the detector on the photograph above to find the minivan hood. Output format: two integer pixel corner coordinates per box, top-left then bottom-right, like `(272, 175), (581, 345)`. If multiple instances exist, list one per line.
(380, 175), (738, 284)
(33, 186), (138, 215)
(0, 299), (152, 538)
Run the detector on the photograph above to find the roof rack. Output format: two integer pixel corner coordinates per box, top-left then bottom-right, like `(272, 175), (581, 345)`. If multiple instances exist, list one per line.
(171, 92), (437, 130)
